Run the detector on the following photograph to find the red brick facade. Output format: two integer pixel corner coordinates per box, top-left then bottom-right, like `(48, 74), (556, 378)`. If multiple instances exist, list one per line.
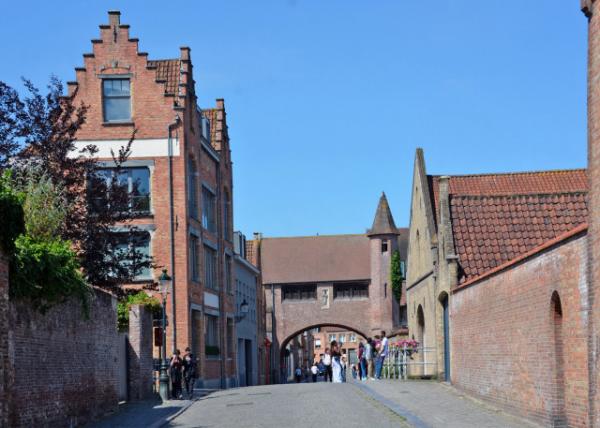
(451, 228), (589, 427)
(584, 1), (600, 426)
(70, 11), (237, 388)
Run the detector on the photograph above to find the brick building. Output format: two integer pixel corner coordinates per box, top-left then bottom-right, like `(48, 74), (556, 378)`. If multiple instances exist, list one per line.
(70, 11), (237, 388)
(402, 3), (600, 426)
(249, 193), (408, 383)
(312, 327), (366, 365)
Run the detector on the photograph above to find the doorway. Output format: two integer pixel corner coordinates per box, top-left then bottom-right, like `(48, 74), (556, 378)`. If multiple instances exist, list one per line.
(441, 294), (450, 381)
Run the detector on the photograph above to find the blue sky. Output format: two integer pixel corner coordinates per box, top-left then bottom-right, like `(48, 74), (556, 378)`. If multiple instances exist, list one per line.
(0, 1), (588, 237)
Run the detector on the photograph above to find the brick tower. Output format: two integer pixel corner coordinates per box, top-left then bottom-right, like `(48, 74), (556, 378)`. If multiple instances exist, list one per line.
(367, 192), (399, 335)
(583, 1), (600, 426)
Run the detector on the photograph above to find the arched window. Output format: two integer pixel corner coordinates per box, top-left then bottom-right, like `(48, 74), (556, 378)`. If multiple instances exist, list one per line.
(551, 291), (566, 426)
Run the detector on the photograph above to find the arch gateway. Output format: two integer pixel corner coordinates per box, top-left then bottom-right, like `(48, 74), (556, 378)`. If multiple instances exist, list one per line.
(251, 193), (408, 382)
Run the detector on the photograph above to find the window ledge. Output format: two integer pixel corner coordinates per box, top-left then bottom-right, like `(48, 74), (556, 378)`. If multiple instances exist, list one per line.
(103, 121), (135, 126)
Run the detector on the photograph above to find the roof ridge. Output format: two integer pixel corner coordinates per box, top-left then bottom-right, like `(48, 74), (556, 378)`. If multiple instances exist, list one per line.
(262, 233), (367, 240)
(451, 191), (588, 199)
(147, 58), (179, 62)
(429, 168), (586, 179)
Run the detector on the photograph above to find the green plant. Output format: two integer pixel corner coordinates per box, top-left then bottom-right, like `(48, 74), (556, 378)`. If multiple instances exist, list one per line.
(117, 291), (161, 332)
(205, 345), (220, 356)
(0, 171), (25, 253)
(391, 250), (403, 303)
(20, 172), (67, 241)
(9, 235), (92, 316)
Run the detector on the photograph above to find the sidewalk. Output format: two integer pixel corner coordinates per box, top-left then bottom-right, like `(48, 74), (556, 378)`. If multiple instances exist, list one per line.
(87, 389), (216, 428)
(352, 380), (540, 428)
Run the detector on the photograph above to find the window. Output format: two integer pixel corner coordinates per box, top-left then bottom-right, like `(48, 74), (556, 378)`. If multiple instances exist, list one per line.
(204, 245), (217, 290)
(328, 334), (336, 343)
(315, 339), (321, 349)
(189, 235), (200, 282)
(381, 239), (388, 253)
(102, 78), (131, 122)
(201, 114), (211, 143)
(188, 157), (198, 219)
(349, 333), (357, 342)
(112, 232), (151, 280)
(333, 283), (369, 299)
(92, 167), (150, 213)
(202, 186), (216, 232)
(339, 334), (346, 344)
(223, 190), (230, 240)
(205, 314), (219, 356)
(282, 284), (317, 301)
(225, 255), (232, 294)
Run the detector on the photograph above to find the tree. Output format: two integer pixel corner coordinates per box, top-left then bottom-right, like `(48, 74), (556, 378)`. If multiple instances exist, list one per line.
(0, 77), (153, 297)
(391, 250), (403, 303)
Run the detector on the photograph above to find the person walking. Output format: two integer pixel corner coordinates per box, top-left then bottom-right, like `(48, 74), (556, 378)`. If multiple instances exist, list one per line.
(323, 348), (333, 382)
(341, 350), (347, 383)
(365, 338), (375, 380)
(311, 362), (318, 382)
(169, 349), (183, 399)
(182, 347), (197, 399)
(294, 366), (302, 383)
(358, 342), (367, 381)
(375, 331), (389, 379)
(331, 341), (343, 383)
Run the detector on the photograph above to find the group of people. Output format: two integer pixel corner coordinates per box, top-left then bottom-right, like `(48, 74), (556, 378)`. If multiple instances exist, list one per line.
(302, 330), (389, 383)
(169, 347), (197, 399)
(353, 331), (389, 381)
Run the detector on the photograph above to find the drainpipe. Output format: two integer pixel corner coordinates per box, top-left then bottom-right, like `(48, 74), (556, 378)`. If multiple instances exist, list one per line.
(168, 116), (180, 352)
(217, 156), (226, 389)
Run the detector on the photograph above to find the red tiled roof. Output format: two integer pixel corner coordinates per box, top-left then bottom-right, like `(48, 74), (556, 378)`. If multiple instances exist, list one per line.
(147, 59), (180, 95)
(261, 235), (372, 284)
(427, 169), (588, 284)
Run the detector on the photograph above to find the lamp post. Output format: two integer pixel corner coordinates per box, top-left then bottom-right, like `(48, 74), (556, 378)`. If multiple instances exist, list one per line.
(235, 299), (249, 323)
(158, 269), (172, 402)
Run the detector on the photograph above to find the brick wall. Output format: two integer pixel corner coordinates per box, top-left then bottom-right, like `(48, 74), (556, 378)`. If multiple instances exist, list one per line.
(583, 1), (600, 426)
(451, 232), (589, 427)
(0, 252), (9, 427)
(128, 304), (154, 400)
(8, 290), (119, 427)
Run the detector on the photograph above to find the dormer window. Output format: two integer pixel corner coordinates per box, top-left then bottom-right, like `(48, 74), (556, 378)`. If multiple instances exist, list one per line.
(103, 78), (131, 122)
(201, 115), (211, 143)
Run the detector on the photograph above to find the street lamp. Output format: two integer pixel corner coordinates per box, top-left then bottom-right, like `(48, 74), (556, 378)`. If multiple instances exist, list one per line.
(158, 269), (172, 402)
(235, 299), (249, 323)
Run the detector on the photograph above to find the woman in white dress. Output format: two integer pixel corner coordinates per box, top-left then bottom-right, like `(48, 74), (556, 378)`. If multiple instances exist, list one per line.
(330, 341), (343, 383)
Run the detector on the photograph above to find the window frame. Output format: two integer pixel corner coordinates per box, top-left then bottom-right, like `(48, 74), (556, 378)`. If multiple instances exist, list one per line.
(282, 284), (317, 301)
(204, 244), (218, 290)
(92, 166), (151, 214)
(202, 185), (217, 233)
(102, 77), (132, 123)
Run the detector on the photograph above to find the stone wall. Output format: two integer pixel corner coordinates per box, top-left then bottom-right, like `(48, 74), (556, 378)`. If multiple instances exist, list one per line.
(451, 231), (589, 427)
(7, 290), (119, 427)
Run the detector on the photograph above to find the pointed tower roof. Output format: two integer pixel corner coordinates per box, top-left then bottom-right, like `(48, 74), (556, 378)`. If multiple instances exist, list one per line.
(367, 192), (399, 236)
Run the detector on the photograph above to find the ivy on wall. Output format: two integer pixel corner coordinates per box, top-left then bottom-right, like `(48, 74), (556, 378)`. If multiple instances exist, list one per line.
(391, 250), (403, 303)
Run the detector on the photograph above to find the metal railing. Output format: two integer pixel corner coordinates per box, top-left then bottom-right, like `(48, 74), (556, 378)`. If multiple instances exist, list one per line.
(380, 345), (437, 380)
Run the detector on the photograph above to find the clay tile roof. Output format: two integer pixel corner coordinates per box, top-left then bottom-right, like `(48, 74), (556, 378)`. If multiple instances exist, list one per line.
(368, 192), (399, 236)
(432, 169), (588, 284)
(147, 59), (181, 95)
(261, 235), (372, 284)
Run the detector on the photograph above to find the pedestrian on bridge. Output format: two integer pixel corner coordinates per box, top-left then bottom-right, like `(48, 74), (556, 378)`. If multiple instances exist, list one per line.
(169, 349), (183, 399)
(365, 338), (374, 380)
(183, 347), (197, 399)
(375, 331), (389, 380)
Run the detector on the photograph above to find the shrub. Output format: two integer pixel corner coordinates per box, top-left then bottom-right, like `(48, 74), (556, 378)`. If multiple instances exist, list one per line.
(0, 171), (25, 253)
(9, 235), (92, 315)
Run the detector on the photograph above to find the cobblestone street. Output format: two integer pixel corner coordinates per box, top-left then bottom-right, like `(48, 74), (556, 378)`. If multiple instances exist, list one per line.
(162, 380), (537, 428)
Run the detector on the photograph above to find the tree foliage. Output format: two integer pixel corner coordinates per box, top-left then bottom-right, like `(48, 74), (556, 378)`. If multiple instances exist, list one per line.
(0, 77), (153, 302)
(391, 250), (403, 303)
(117, 291), (161, 332)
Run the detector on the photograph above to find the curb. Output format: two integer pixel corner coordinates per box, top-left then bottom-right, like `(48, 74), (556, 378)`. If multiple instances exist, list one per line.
(351, 381), (430, 428)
